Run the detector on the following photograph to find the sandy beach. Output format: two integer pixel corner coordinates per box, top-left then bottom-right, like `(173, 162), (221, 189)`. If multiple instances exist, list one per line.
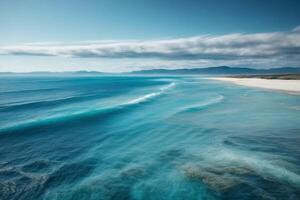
(209, 77), (300, 94)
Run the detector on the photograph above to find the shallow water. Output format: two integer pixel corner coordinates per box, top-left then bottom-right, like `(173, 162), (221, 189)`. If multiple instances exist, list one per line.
(0, 75), (299, 200)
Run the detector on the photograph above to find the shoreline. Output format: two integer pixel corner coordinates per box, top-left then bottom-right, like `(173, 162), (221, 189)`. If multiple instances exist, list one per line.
(209, 77), (300, 95)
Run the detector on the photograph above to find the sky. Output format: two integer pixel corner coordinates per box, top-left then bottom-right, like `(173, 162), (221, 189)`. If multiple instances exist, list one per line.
(0, 0), (300, 72)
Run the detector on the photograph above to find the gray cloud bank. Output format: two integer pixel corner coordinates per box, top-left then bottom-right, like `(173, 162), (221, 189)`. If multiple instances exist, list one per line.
(1, 28), (300, 67)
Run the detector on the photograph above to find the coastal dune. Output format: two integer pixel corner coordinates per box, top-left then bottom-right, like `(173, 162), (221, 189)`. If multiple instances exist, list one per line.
(210, 77), (300, 94)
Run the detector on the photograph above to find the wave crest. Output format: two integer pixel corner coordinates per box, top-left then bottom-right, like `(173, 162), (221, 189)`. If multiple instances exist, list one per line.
(124, 82), (175, 106)
(181, 95), (224, 112)
(0, 82), (176, 134)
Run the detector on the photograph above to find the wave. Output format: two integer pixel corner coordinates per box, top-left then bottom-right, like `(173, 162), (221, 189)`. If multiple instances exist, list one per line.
(0, 82), (176, 134)
(0, 93), (107, 111)
(160, 82), (176, 91)
(0, 96), (77, 111)
(124, 82), (175, 106)
(1, 83), (175, 111)
(0, 88), (58, 95)
(180, 95), (224, 112)
(0, 107), (116, 135)
(126, 92), (160, 105)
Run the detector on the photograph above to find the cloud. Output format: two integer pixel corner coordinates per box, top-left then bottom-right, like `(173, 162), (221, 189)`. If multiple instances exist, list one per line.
(1, 27), (300, 68)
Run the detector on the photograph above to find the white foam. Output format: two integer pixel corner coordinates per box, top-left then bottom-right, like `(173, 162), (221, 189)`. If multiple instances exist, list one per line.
(160, 82), (176, 91)
(126, 92), (161, 105)
(125, 82), (176, 105)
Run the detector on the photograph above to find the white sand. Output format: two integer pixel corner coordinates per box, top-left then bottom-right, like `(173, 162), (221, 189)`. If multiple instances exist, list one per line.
(209, 77), (300, 94)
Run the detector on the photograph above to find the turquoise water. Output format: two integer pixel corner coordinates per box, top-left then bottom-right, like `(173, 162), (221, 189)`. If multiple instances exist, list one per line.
(0, 75), (300, 200)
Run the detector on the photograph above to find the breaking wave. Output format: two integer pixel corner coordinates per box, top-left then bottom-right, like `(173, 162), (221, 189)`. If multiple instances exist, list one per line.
(0, 82), (176, 134)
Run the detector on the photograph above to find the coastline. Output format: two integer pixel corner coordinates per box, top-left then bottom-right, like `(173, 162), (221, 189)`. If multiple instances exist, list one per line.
(209, 77), (300, 95)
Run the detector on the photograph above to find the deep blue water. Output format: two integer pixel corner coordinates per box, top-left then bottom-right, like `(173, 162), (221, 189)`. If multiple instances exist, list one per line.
(0, 75), (300, 200)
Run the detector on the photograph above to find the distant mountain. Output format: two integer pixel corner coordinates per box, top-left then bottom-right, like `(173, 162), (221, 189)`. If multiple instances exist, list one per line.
(2, 67), (300, 76)
(130, 66), (300, 75)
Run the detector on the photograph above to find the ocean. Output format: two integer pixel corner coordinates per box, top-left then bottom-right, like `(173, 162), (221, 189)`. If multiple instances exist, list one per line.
(0, 75), (299, 200)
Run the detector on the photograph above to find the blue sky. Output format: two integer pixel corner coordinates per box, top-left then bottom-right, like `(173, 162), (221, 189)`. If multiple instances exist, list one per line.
(0, 0), (300, 72)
